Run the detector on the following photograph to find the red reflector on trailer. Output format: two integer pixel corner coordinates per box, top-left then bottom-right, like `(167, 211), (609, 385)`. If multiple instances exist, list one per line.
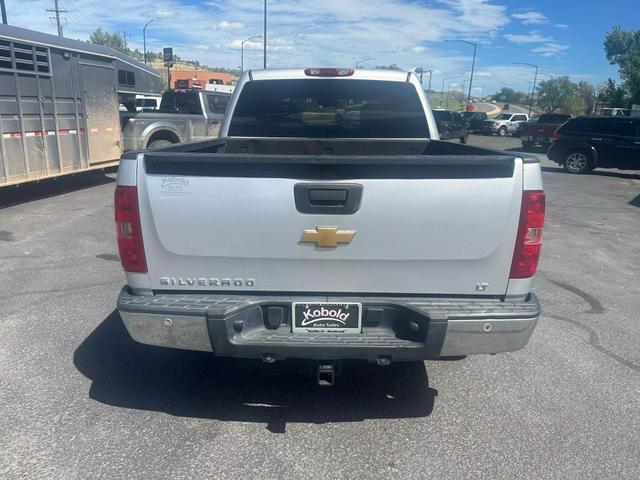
(304, 68), (354, 77)
(510, 190), (545, 279)
(114, 186), (147, 273)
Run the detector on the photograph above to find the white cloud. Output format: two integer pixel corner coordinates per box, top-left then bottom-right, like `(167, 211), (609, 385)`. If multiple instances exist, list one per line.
(503, 32), (553, 44)
(531, 43), (569, 57)
(4, 0), (508, 72)
(217, 20), (243, 30)
(228, 39), (263, 50)
(555, 23), (569, 29)
(512, 11), (547, 25)
(228, 38), (291, 51)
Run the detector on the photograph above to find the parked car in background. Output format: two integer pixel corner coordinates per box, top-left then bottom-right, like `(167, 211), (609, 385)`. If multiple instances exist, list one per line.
(503, 104), (510, 111)
(481, 112), (529, 137)
(461, 111), (488, 132)
(432, 109), (469, 143)
(520, 113), (572, 150)
(120, 88), (231, 150)
(547, 116), (640, 173)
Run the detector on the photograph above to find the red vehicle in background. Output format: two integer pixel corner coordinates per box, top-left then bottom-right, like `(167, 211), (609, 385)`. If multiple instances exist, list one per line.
(520, 113), (572, 150)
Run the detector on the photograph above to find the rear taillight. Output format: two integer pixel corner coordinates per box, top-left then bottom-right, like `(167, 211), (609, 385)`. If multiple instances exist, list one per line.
(552, 129), (561, 140)
(304, 68), (354, 77)
(114, 185), (147, 273)
(510, 190), (545, 279)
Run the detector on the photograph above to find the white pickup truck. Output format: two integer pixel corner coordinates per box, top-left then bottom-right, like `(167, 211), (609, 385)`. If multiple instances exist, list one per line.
(115, 68), (544, 384)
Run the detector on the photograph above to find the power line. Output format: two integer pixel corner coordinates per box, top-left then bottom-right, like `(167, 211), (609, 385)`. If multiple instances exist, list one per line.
(47, 0), (67, 37)
(65, 0), (98, 31)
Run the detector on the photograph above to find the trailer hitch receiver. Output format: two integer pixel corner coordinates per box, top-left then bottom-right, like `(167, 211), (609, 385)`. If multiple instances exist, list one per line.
(317, 360), (341, 386)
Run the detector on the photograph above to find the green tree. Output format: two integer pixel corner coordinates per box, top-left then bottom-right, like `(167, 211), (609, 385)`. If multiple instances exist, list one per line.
(604, 26), (640, 105)
(597, 78), (627, 107)
(535, 76), (585, 114)
(375, 63), (402, 70)
(491, 87), (528, 104)
(89, 28), (130, 54)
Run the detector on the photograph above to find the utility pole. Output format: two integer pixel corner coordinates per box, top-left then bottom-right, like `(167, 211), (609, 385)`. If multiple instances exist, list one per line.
(263, 0), (267, 68)
(47, 0), (67, 37)
(121, 30), (128, 49)
(1, 0), (8, 25)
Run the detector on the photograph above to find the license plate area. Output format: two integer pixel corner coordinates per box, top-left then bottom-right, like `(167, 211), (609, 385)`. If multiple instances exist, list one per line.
(292, 302), (362, 334)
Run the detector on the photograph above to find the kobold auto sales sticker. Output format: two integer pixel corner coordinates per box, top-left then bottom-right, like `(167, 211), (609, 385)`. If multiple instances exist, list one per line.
(292, 302), (362, 334)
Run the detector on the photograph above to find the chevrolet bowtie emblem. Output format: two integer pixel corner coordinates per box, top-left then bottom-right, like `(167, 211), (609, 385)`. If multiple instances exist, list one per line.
(300, 227), (356, 248)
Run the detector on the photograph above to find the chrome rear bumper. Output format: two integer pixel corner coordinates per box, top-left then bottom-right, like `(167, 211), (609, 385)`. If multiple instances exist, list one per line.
(118, 288), (540, 361)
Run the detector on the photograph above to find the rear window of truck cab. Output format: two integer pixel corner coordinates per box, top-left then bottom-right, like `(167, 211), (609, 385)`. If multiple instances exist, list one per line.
(228, 79), (429, 138)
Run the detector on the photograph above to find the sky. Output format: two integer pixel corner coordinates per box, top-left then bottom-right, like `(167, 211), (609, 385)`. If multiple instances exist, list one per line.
(4, 0), (640, 94)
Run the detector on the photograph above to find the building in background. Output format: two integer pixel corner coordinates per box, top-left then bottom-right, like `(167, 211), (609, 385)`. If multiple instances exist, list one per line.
(171, 70), (235, 89)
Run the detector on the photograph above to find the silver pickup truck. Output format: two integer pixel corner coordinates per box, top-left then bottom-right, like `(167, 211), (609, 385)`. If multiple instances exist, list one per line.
(481, 112), (529, 137)
(120, 89), (231, 151)
(115, 68), (544, 384)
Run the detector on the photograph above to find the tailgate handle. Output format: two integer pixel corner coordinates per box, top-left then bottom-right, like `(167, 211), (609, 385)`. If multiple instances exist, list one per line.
(294, 183), (363, 215)
(309, 189), (348, 206)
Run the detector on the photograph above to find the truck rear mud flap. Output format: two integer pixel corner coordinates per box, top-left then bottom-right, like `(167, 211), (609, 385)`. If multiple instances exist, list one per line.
(118, 289), (541, 362)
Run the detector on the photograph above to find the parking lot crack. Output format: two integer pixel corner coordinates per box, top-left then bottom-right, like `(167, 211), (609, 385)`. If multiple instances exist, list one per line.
(540, 276), (605, 314)
(547, 313), (640, 373)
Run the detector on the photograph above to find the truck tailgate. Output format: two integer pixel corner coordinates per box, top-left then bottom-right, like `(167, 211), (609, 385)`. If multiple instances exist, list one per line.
(137, 153), (523, 296)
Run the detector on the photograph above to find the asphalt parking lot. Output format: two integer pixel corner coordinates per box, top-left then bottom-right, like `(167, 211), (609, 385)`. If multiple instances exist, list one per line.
(1, 135), (639, 479)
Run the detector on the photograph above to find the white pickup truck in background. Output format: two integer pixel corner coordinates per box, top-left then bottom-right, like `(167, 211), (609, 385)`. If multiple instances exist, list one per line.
(115, 67), (544, 385)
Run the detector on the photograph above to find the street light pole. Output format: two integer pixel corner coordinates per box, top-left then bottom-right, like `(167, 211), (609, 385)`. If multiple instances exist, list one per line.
(441, 75), (457, 108)
(263, 0), (267, 68)
(514, 62), (539, 116)
(473, 84), (485, 99)
(446, 39), (477, 103)
(355, 58), (376, 68)
(143, 19), (153, 64)
(416, 68), (433, 100)
(241, 35), (262, 73)
(446, 80), (458, 107)
(461, 78), (471, 102)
